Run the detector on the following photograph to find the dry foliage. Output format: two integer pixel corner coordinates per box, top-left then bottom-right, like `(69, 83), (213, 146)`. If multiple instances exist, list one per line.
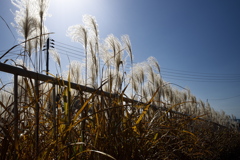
(0, 0), (240, 159)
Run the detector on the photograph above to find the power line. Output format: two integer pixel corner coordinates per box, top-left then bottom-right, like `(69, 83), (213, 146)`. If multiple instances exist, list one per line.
(161, 70), (240, 78)
(162, 75), (240, 83)
(56, 48), (85, 58)
(119, 64), (240, 82)
(55, 44), (84, 54)
(121, 65), (240, 82)
(124, 63), (240, 77)
(209, 94), (240, 101)
(57, 51), (84, 60)
(54, 40), (84, 51)
(161, 73), (240, 81)
(7, 39), (237, 83)
(161, 67), (240, 76)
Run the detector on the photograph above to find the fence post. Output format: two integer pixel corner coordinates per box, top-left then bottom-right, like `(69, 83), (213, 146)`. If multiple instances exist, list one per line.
(68, 87), (71, 125)
(35, 78), (39, 158)
(14, 74), (18, 159)
(52, 83), (57, 159)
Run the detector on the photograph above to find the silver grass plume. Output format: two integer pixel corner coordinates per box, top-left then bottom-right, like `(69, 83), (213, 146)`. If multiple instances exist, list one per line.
(190, 94), (197, 104)
(146, 64), (155, 84)
(206, 102), (212, 114)
(87, 40), (98, 88)
(83, 15), (100, 86)
(153, 73), (163, 106)
(99, 44), (113, 91)
(136, 63), (145, 85)
(172, 89), (179, 105)
(104, 34), (123, 92)
(145, 65), (156, 96)
(168, 86), (175, 104)
(49, 49), (61, 67)
(199, 100), (206, 116)
(99, 43), (112, 68)
(113, 69), (123, 93)
(147, 56), (160, 74)
(121, 35), (133, 63)
(36, 0), (50, 43)
(36, 0), (50, 22)
(36, 0), (50, 72)
(105, 34), (123, 71)
(108, 35), (124, 71)
(163, 84), (171, 103)
(68, 60), (83, 85)
(83, 15), (99, 50)
(11, 0), (37, 66)
(130, 64), (141, 97)
(87, 37), (98, 88)
(122, 35), (133, 97)
(105, 34), (117, 57)
(130, 63), (145, 98)
(11, 0), (37, 42)
(142, 84), (149, 103)
(67, 24), (88, 49)
(67, 23), (88, 86)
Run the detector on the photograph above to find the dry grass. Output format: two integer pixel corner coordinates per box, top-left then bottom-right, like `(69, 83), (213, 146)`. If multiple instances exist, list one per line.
(0, 75), (239, 159)
(0, 0), (240, 159)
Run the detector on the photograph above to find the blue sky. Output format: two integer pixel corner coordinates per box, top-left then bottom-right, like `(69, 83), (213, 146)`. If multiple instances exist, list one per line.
(1, 0), (240, 118)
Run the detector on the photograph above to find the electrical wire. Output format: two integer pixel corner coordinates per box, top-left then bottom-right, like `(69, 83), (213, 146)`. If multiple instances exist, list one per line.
(161, 67), (240, 76)
(161, 73), (240, 81)
(57, 51), (84, 60)
(5, 39), (239, 83)
(55, 44), (84, 54)
(161, 70), (240, 78)
(55, 48), (85, 58)
(54, 40), (83, 51)
(121, 63), (240, 82)
(209, 94), (240, 100)
(161, 75), (240, 83)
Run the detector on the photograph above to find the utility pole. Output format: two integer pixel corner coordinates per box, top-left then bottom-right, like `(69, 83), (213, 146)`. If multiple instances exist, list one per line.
(43, 38), (54, 75)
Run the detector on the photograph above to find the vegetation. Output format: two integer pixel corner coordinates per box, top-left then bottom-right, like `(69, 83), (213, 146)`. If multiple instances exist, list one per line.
(0, 0), (239, 159)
